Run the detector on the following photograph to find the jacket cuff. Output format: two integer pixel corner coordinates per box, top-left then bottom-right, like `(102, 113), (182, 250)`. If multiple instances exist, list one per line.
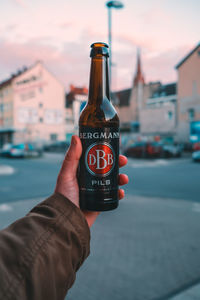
(35, 192), (91, 265)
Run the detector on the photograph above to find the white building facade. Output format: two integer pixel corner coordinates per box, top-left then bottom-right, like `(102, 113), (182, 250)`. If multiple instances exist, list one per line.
(0, 61), (66, 146)
(140, 84), (177, 141)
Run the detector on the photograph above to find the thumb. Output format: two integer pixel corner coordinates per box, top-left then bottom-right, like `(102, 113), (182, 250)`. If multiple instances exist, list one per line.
(60, 135), (82, 180)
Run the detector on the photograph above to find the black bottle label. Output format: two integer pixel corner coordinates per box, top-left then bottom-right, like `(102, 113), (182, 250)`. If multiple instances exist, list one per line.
(79, 127), (119, 193)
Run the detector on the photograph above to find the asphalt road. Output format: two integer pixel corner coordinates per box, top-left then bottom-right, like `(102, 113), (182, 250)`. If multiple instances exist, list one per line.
(0, 154), (200, 300)
(0, 154), (199, 204)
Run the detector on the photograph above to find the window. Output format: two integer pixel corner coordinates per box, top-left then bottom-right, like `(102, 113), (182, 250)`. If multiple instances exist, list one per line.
(21, 94), (26, 101)
(50, 134), (57, 141)
(3, 103), (7, 112)
(167, 111), (173, 120)
(20, 90), (35, 101)
(39, 117), (43, 123)
(153, 92), (159, 98)
(188, 108), (195, 121)
(39, 103), (43, 108)
(39, 87), (43, 93)
(192, 81), (197, 95)
(29, 91), (35, 99)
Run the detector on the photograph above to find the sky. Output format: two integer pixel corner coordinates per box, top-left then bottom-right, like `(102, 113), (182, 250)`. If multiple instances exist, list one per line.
(0, 0), (199, 91)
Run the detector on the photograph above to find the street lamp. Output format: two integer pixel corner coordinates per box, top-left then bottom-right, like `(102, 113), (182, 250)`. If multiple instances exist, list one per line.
(106, 1), (124, 89)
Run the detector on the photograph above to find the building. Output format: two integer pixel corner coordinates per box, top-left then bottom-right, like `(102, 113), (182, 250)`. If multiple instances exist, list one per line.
(0, 61), (65, 147)
(175, 42), (200, 143)
(65, 85), (88, 139)
(140, 83), (177, 142)
(114, 49), (163, 133)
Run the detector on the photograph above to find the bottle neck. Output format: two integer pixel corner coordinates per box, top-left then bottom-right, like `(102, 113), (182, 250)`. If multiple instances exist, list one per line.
(88, 56), (110, 105)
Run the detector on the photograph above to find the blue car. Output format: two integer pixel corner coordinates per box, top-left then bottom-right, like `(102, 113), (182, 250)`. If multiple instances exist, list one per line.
(1, 143), (42, 158)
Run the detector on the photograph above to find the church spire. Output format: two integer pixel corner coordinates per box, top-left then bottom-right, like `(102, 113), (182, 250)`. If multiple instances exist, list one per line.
(133, 48), (145, 87)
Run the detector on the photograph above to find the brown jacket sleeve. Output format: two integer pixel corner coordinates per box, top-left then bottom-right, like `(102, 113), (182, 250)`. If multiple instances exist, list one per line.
(0, 193), (90, 300)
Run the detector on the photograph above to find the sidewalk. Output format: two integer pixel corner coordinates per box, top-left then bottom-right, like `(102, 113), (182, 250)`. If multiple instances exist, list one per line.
(170, 283), (200, 299)
(0, 195), (200, 300)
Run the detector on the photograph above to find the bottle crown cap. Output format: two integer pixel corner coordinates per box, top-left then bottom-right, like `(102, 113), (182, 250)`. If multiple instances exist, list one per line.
(90, 42), (109, 57)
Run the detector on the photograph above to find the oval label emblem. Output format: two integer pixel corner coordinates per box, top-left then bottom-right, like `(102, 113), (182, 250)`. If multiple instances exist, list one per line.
(85, 142), (115, 176)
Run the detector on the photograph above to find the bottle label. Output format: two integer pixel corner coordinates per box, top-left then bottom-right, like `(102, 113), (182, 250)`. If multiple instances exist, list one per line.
(79, 127), (119, 192)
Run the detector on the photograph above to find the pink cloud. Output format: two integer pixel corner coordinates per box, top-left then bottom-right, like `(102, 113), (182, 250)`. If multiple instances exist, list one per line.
(0, 37), (196, 92)
(140, 6), (172, 24)
(142, 44), (194, 83)
(5, 24), (18, 31)
(58, 22), (73, 29)
(116, 33), (157, 51)
(0, 39), (90, 90)
(12, 0), (26, 8)
(113, 44), (194, 90)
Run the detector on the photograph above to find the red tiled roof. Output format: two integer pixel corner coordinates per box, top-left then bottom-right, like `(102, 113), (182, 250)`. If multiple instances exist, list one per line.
(69, 84), (88, 95)
(66, 85), (88, 108)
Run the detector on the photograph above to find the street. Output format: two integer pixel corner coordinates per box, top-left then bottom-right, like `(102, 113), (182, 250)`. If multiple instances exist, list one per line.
(0, 154), (200, 299)
(0, 154), (199, 204)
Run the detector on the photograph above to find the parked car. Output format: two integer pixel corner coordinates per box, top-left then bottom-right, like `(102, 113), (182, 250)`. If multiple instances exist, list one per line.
(1, 143), (43, 158)
(44, 141), (70, 153)
(123, 142), (163, 158)
(0, 143), (13, 157)
(162, 144), (182, 158)
(192, 151), (200, 162)
(193, 142), (200, 151)
(9, 144), (27, 158)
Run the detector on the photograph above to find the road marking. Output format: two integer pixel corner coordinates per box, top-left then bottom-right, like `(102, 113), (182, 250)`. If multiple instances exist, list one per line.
(0, 204), (13, 212)
(129, 159), (169, 168)
(0, 165), (15, 175)
(128, 158), (191, 168)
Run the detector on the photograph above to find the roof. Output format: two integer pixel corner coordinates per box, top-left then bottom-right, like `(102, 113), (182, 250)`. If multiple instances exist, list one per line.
(175, 43), (200, 69)
(0, 65), (30, 89)
(113, 88), (131, 107)
(0, 77), (13, 89)
(151, 83), (176, 98)
(69, 84), (88, 95)
(66, 85), (88, 108)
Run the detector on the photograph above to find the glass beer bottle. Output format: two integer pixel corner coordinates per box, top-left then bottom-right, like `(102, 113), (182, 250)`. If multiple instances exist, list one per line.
(79, 42), (119, 211)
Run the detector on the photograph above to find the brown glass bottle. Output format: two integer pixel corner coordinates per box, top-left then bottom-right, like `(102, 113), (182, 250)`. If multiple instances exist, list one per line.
(79, 42), (119, 211)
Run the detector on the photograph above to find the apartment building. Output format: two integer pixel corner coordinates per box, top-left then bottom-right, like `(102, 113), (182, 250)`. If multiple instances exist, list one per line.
(0, 61), (65, 147)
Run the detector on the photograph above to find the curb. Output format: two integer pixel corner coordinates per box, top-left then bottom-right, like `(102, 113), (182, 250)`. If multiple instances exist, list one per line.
(170, 282), (200, 299)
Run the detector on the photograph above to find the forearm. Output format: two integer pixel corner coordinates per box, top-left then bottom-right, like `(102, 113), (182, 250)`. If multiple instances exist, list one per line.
(0, 193), (90, 300)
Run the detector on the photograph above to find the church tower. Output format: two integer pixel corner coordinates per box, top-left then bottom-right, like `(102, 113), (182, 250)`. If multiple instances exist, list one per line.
(114, 47), (146, 132)
(133, 48), (145, 87)
(129, 48), (145, 127)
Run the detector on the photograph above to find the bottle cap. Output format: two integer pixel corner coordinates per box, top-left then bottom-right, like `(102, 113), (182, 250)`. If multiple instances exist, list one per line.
(90, 42), (109, 57)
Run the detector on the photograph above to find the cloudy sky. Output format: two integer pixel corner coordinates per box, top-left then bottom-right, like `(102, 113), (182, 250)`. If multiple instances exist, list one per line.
(0, 0), (199, 91)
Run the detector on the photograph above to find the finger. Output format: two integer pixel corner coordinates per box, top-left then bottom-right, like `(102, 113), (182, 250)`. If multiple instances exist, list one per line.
(118, 174), (129, 185)
(83, 211), (100, 227)
(118, 189), (125, 200)
(59, 135), (82, 180)
(119, 155), (128, 168)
